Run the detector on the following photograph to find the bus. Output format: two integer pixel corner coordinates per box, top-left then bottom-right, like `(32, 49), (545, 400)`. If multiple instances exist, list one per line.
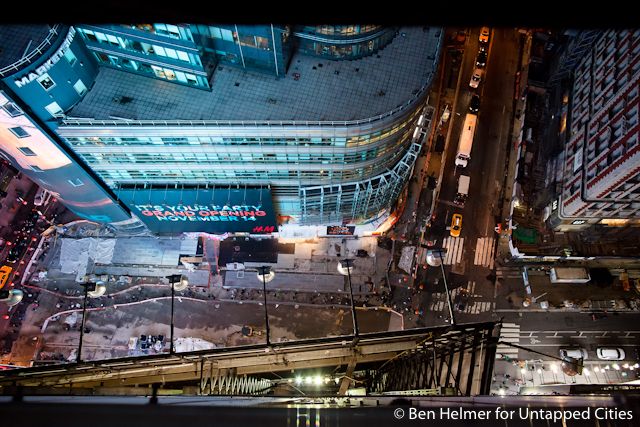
(455, 113), (477, 167)
(550, 267), (591, 284)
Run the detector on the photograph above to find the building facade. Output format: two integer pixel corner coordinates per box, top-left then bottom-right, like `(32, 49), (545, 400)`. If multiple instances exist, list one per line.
(0, 25), (142, 231)
(548, 29), (640, 231)
(1, 24), (442, 236)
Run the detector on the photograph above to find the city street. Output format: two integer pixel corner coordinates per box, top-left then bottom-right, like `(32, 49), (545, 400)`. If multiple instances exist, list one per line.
(395, 28), (522, 326)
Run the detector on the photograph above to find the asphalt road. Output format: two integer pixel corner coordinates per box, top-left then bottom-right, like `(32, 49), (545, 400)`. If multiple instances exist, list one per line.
(413, 28), (522, 324)
(500, 311), (640, 364)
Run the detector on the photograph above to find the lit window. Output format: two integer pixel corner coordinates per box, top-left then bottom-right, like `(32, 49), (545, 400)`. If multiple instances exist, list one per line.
(68, 178), (84, 187)
(9, 126), (29, 138)
(1, 102), (22, 117)
(18, 147), (36, 156)
(45, 102), (63, 118)
(220, 29), (234, 42)
(73, 79), (88, 96)
(37, 73), (56, 91)
(64, 49), (77, 66)
(572, 220), (587, 225)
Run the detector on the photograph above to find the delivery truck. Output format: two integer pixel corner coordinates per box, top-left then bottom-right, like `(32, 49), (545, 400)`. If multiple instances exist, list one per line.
(454, 175), (470, 206)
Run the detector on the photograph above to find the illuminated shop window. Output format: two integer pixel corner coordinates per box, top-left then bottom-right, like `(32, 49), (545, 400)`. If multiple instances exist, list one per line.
(37, 73), (56, 91)
(9, 126), (29, 138)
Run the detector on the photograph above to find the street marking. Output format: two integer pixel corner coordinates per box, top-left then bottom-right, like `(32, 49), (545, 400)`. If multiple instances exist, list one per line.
(441, 236), (464, 265)
(496, 322), (520, 358)
(473, 237), (496, 269)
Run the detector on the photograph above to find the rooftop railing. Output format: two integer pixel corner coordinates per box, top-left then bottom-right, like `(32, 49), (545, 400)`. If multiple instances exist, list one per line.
(0, 25), (66, 77)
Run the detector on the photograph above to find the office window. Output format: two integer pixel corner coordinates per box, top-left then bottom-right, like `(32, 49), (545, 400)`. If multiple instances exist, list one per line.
(152, 45), (166, 56)
(9, 126), (29, 138)
(164, 47), (178, 60)
(37, 73), (56, 91)
(154, 23), (180, 39)
(18, 147), (36, 156)
(73, 79), (88, 96)
(255, 36), (270, 50)
(1, 102), (22, 117)
(209, 27), (222, 39)
(220, 29), (234, 42)
(61, 50), (77, 68)
(177, 51), (189, 62)
(45, 102), (63, 117)
(239, 35), (256, 47)
(68, 178), (84, 187)
(82, 29), (97, 42)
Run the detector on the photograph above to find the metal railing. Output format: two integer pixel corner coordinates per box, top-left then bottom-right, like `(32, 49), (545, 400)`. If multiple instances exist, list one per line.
(0, 25), (65, 77)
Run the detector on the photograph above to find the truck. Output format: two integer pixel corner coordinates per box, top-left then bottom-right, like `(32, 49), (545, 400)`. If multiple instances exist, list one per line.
(454, 175), (470, 206)
(455, 113), (477, 167)
(550, 267), (591, 284)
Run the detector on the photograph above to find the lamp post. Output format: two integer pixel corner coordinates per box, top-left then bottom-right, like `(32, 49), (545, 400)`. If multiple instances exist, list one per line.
(256, 266), (274, 346)
(77, 281), (96, 363)
(166, 274), (188, 354)
(429, 248), (455, 325)
(338, 259), (359, 337)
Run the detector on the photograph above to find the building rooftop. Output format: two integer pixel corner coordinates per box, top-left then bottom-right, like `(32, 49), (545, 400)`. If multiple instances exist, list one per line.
(67, 27), (441, 122)
(0, 25), (62, 77)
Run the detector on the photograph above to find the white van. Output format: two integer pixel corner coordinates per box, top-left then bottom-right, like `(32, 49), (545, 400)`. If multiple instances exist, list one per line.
(34, 188), (50, 206)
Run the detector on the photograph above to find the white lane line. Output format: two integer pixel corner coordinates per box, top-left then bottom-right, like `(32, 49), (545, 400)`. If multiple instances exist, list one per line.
(452, 237), (464, 264)
(487, 237), (496, 269)
(474, 238), (484, 265)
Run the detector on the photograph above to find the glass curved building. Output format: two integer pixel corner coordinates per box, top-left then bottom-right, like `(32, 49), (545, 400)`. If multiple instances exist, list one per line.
(2, 24), (443, 235)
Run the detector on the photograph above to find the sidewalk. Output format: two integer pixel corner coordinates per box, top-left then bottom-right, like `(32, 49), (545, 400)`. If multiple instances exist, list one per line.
(495, 269), (639, 312)
(497, 31), (533, 262)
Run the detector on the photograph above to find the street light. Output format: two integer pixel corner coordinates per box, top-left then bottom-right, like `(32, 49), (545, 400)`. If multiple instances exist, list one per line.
(77, 281), (97, 363)
(0, 289), (24, 307)
(166, 274), (189, 354)
(338, 259), (359, 337)
(256, 266), (274, 345)
(429, 248), (455, 325)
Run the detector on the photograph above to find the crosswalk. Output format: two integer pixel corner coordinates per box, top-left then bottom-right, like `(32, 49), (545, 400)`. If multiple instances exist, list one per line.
(473, 237), (496, 269)
(496, 322), (520, 359)
(441, 236), (465, 265)
(427, 280), (495, 315)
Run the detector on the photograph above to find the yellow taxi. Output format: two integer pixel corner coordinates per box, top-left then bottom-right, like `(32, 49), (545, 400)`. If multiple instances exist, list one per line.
(450, 214), (463, 237)
(0, 265), (13, 290)
(479, 27), (490, 44)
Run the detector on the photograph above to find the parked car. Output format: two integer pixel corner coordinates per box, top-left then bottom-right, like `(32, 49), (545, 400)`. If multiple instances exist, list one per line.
(450, 214), (463, 237)
(469, 68), (482, 89)
(476, 49), (487, 67)
(560, 348), (588, 360)
(597, 347), (625, 360)
(479, 27), (490, 44)
(469, 94), (480, 113)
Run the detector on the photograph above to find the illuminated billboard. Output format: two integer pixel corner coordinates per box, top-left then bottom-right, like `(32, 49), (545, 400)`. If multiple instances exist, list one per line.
(117, 187), (276, 234)
(326, 225), (355, 236)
